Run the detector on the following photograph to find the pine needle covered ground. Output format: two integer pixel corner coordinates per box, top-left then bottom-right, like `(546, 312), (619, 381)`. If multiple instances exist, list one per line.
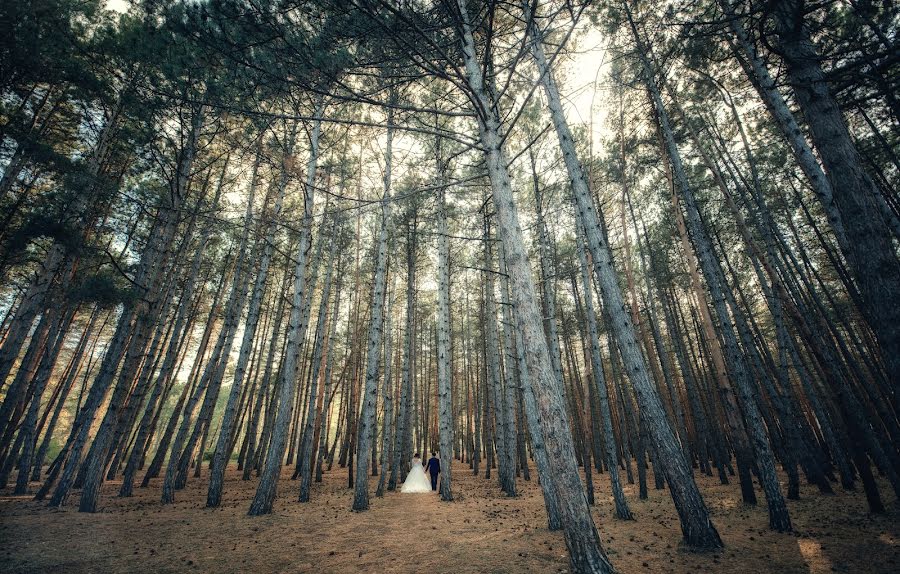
(2, 467), (896, 573)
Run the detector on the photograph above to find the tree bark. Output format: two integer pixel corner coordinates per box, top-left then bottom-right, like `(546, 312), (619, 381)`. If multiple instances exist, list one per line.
(248, 101), (323, 516)
(529, 0), (723, 548)
(456, 2), (615, 569)
(623, 2), (791, 531)
(352, 93), (394, 511)
(435, 144), (454, 501)
(207, 129), (294, 507)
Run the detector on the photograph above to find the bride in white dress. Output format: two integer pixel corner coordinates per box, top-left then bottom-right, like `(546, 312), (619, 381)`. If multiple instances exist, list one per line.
(401, 453), (432, 493)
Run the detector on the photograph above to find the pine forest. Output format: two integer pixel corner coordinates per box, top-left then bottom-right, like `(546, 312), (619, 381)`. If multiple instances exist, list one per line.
(0, 0), (898, 572)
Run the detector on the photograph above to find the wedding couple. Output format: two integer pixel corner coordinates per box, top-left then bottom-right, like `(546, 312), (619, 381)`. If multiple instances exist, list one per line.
(400, 452), (441, 494)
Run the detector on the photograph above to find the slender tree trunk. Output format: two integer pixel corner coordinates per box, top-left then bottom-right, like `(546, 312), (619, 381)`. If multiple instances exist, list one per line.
(298, 214), (340, 502)
(574, 224), (632, 520)
(496, 243), (523, 497)
(316, 260), (345, 483)
(243, 267), (290, 481)
(529, 1), (723, 548)
(624, 3), (791, 532)
(352, 92), (394, 512)
(375, 277), (395, 498)
(207, 130), (293, 507)
(482, 218), (515, 496)
(390, 210), (417, 490)
(248, 102), (323, 516)
(435, 145), (454, 501)
(456, 2), (615, 569)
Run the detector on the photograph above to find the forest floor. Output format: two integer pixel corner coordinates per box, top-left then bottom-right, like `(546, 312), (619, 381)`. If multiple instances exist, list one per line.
(1, 464), (898, 573)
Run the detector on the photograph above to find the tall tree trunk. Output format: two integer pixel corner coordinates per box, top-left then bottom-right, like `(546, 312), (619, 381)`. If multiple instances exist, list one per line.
(375, 277), (396, 498)
(435, 143), (454, 501)
(390, 208), (417, 490)
(574, 224), (632, 520)
(623, 3), (791, 532)
(481, 217), (515, 496)
(247, 101), (323, 516)
(455, 2), (615, 569)
(243, 266), (291, 481)
(298, 214), (340, 502)
(207, 129), (294, 507)
(528, 0), (723, 548)
(352, 92), (394, 512)
(316, 258), (345, 483)
(496, 243), (521, 498)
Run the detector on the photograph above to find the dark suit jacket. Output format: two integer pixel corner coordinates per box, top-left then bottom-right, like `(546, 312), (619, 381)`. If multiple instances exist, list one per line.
(425, 457), (441, 475)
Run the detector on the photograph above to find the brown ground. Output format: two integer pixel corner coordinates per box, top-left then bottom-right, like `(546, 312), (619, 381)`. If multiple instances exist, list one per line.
(1, 464), (897, 573)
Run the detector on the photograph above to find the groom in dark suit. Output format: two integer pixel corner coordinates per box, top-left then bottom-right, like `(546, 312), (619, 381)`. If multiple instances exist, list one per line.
(425, 452), (441, 491)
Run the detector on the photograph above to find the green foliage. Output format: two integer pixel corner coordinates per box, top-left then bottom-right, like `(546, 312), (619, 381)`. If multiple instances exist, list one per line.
(0, 0), (105, 91)
(70, 267), (136, 308)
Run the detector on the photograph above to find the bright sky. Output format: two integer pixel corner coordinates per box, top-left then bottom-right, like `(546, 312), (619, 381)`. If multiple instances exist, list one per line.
(107, 0), (128, 12)
(558, 24), (612, 153)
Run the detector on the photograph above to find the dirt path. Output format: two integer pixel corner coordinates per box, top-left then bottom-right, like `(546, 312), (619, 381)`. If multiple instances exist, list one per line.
(1, 465), (897, 573)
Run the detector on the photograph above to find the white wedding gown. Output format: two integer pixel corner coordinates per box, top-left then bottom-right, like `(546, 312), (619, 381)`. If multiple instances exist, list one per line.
(401, 457), (432, 493)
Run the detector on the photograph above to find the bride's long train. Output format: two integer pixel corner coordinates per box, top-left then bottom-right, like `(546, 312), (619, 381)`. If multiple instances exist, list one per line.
(401, 458), (432, 493)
